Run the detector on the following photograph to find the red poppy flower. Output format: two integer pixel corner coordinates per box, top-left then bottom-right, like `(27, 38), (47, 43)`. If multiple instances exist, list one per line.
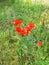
(25, 26), (31, 32)
(24, 26), (31, 35)
(20, 29), (25, 36)
(37, 41), (43, 46)
(16, 27), (21, 32)
(28, 22), (36, 29)
(24, 30), (28, 36)
(14, 19), (23, 26)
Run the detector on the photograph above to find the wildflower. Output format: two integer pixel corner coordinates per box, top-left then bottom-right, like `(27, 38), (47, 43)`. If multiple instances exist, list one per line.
(37, 41), (43, 46)
(16, 27), (21, 32)
(25, 26), (31, 32)
(24, 30), (28, 36)
(24, 26), (31, 35)
(14, 19), (23, 26)
(28, 22), (36, 29)
(20, 29), (25, 36)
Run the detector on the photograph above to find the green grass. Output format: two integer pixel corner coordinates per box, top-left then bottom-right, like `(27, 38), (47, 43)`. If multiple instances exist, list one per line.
(0, 1), (49, 65)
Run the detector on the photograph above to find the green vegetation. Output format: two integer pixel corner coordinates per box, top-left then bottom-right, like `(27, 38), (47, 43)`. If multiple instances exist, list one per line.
(0, 0), (49, 65)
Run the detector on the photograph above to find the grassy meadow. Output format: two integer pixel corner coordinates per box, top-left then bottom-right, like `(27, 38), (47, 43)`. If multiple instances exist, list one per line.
(0, 0), (49, 65)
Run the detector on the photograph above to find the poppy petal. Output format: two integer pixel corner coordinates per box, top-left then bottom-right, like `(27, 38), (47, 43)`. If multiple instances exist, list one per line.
(37, 41), (43, 46)
(14, 19), (23, 26)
